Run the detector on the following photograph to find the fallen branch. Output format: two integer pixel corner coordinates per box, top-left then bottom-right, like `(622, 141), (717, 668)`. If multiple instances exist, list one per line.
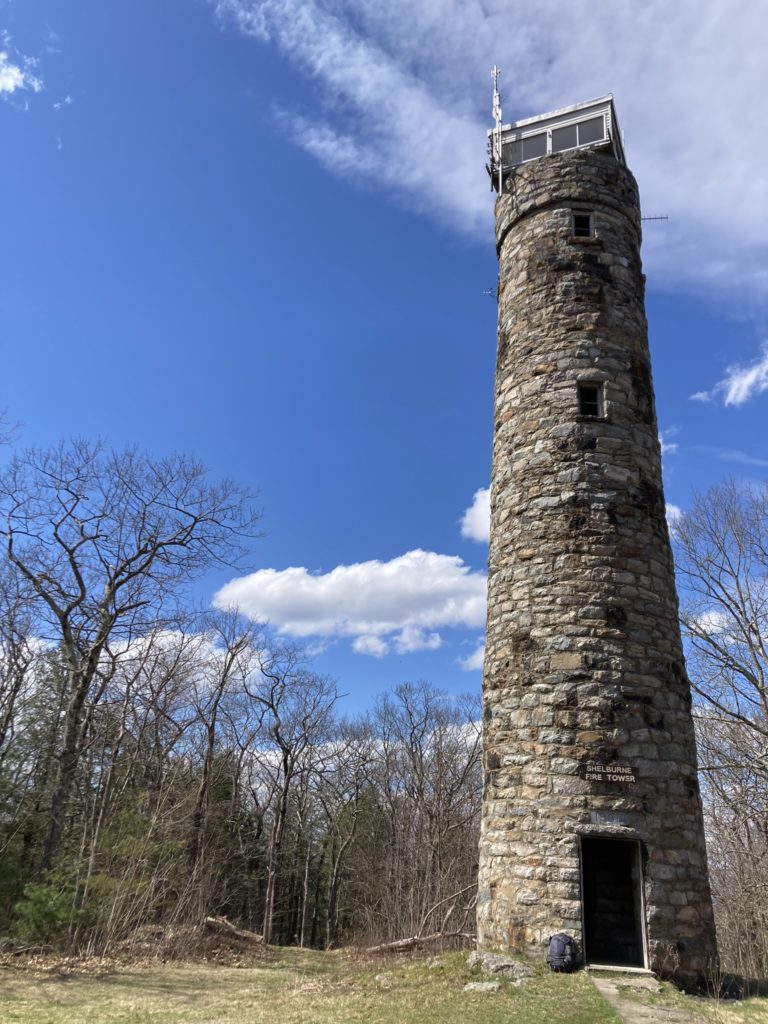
(203, 916), (263, 944)
(417, 884), (477, 936)
(365, 930), (476, 954)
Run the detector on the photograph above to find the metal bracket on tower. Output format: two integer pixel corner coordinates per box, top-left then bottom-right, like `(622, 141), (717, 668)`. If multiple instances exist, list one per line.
(491, 66), (503, 194)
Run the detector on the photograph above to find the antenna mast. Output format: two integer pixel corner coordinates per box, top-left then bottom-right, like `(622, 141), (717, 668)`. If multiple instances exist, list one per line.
(492, 66), (503, 194)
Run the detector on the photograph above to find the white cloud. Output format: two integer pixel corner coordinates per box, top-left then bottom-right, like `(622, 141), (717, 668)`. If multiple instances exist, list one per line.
(353, 634), (389, 658)
(0, 53), (25, 94)
(665, 503), (683, 531)
(459, 642), (485, 672)
(394, 625), (442, 653)
(214, 0), (768, 300)
(0, 39), (43, 97)
(214, 0), (488, 232)
(692, 345), (768, 407)
(721, 346), (768, 406)
(213, 548), (486, 656)
(460, 487), (490, 543)
(693, 609), (730, 636)
(659, 429), (679, 456)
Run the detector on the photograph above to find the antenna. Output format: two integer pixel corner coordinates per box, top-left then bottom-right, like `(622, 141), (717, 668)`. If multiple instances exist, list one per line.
(641, 215), (669, 223)
(492, 65), (503, 194)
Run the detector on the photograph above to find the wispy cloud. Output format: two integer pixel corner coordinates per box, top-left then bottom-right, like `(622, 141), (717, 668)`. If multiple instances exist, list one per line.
(214, 549), (486, 657)
(692, 345), (768, 407)
(459, 642), (484, 672)
(659, 428), (680, 456)
(213, 0), (768, 299)
(0, 35), (43, 98)
(666, 503), (683, 532)
(460, 486), (490, 543)
(721, 346), (768, 406)
(694, 446), (768, 469)
(215, 0), (488, 231)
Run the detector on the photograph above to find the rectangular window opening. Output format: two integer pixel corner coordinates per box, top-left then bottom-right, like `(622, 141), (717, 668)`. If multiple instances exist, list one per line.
(573, 212), (594, 238)
(578, 382), (603, 417)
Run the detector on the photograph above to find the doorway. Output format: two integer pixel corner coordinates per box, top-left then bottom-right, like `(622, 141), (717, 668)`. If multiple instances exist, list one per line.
(581, 836), (646, 967)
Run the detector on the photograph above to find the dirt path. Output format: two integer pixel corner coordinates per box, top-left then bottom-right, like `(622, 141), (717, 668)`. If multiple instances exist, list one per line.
(589, 973), (707, 1024)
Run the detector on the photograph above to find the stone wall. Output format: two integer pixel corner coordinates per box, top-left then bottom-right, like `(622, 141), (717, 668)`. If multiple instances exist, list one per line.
(477, 148), (717, 981)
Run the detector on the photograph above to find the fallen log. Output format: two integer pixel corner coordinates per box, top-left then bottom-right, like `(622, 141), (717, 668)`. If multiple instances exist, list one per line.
(365, 931), (475, 954)
(203, 916), (263, 944)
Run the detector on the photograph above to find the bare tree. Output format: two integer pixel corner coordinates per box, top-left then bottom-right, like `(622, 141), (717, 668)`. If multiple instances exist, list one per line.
(73, 627), (202, 946)
(315, 721), (374, 948)
(183, 612), (257, 920)
(243, 641), (338, 944)
(0, 564), (37, 765)
(675, 479), (768, 742)
(673, 480), (768, 977)
(0, 440), (258, 872)
(364, 682), (482, 946)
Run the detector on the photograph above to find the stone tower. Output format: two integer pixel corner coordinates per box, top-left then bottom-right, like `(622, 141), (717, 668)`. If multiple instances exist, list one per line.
(477, 95), (717, 982)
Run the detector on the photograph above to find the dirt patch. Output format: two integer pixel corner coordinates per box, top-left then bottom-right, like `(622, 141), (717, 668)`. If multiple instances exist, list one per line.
(590, 973), (707, 1024)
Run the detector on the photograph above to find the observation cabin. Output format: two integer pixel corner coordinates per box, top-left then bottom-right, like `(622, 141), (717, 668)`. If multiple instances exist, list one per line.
(487, 95), (626, 192)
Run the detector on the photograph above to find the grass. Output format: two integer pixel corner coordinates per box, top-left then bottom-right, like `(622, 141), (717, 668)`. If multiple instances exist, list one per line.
(0, 947), (622, 1024)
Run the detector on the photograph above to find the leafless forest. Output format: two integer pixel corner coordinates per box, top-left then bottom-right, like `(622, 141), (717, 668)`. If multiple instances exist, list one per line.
(0, 441), (481, 955)
(0, 441), (764, 977)
(674, 480), (768, 980)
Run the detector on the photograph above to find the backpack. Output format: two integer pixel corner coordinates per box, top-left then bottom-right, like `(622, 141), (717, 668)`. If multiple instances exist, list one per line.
(547, 932), (576, 972)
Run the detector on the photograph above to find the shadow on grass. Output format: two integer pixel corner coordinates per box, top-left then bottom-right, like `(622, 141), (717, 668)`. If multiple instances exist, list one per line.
(716, 973), (768, 1000)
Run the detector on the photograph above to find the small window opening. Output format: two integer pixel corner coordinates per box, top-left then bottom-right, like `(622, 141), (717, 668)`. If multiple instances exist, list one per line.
(578, 383), (603, 417)
(573, 212), (594, 238)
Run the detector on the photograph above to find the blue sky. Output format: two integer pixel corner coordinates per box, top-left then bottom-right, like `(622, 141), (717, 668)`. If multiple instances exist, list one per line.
(2, 0), (767, 710)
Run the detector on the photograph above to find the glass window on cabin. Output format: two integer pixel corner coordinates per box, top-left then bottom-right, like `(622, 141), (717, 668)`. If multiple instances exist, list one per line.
(578, 116), (606, 145)
(552, 124), (578, 153)
(522, 132), (547, 160)
(578, 383), (604, 417)
(503, 140), (522, 165)
(552, 115), (606, 154)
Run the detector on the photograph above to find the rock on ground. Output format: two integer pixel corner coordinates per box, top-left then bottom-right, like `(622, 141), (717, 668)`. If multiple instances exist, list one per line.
(467, 950), (534, 983)
(463, 981), (502, 994)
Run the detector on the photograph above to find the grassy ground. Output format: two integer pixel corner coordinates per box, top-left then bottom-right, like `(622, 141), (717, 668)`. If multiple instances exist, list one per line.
(0, 947), (621, 1024)
(5, 947), (768, 1024)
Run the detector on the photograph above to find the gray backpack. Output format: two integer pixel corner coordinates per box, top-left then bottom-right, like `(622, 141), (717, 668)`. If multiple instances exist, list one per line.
(547, 932), (576, 972)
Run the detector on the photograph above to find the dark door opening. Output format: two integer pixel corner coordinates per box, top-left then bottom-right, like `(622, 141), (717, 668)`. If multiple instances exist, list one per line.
(581, 836), (645, 967)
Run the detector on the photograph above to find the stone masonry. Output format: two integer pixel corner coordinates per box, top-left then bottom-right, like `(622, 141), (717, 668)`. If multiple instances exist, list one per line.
(476, 148), (718, 981)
